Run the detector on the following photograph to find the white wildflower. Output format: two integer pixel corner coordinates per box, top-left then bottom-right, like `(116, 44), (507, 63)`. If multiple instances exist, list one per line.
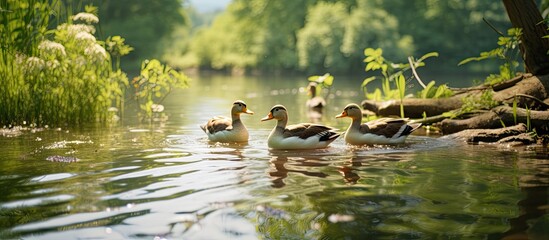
(72, 12), (99, 24)
(15, 53), (26, 65)
(58, 23), (95, 35)
(85, 44), (107, 61)
(75, 31), (96, 44)
(45, 59), (61, 69)
(25, 57), (45, 73)
(74, 56), (87, 67)
(38, 40), (66, 57)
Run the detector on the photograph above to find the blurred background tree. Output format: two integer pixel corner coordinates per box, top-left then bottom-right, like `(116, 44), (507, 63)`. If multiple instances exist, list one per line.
(70, 0), (190, 72)
(59, 0), (549, 76)
(181, 0), (511, 75)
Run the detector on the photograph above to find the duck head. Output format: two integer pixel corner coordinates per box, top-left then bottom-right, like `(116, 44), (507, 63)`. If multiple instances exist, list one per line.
(261, 105), (287, 121)
(232, 100), (254, 115)
(335, 103), (362, 119)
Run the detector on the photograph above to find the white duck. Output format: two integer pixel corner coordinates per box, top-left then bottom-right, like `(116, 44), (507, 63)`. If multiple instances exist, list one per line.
(201, 100), (254, 142)
(335, 103), (421, 145)
(261, 105), (340, 149)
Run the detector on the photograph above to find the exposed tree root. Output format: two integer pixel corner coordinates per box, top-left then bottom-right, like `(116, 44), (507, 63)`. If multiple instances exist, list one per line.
(361, 74), (547, 118)
(444, 123), (532, 144)
(438, 106), (549, 134)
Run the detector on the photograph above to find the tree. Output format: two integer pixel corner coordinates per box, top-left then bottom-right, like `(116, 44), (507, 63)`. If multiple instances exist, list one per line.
(81, 0), (189, 70)
(502, 0), (549, 76)
(297, 2), (349, 74)
(342, 0), (414, 72)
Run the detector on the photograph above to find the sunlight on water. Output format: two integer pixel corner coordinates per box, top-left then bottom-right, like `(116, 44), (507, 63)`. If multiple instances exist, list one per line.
(0, 75), (548, 239)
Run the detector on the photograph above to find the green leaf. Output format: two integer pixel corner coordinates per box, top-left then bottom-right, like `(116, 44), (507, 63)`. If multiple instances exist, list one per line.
(420, 81), (436, 99)
(417, 52), (439, 62)
(364, 48), (376, 56)
(365, 62), (375, 71)
(364, 56), (376, 63)
(361, 76), (377, 88)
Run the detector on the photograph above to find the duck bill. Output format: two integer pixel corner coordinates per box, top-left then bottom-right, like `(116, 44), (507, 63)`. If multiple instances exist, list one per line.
(335, 111), (347, 118)
(244, 108), (254, 115)
(261, 113), (274, 121)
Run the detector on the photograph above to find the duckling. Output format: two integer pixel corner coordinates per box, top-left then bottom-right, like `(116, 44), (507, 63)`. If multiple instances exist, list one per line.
(335, 103), (421, 145)
(201, 100), (253, 142)
(261, 105), (340, 149)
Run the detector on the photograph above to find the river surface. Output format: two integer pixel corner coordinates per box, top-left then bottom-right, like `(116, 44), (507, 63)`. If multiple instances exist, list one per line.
(1, 74), (548, 239)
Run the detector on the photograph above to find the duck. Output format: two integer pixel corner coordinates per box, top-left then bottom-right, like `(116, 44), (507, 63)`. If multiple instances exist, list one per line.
(200, 100), (254, 142)
(306, 82), (326, 109)
(261, 105), (340, 149)
(335, 103), (421, 145)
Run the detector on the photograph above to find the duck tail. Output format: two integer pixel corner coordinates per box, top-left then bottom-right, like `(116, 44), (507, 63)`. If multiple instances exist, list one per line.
(409, 123), (422, 132)
(319, 130), (340, 142)
(397, 123), (422, 137)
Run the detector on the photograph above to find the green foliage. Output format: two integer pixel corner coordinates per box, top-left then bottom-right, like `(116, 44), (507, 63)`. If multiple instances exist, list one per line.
(105, 36), (134, 70)
(0, 1), (128, 126)
(342, 0), (414, 67)
(75, 0), (189, 71)
(181, 0), (509, 74)
(0, 0), (51, 56)
(0, 1), (190, 126)
(459, 28), (522, 85)
(395, 74), (406, 118)
(361, 48), (441, 117)
(361, 48), (441, 104)
(297, 2), (348, 73)
(133, 59), (190, 120)
(377, 1), (509, 70)
(445, 90), (500, 119)
(418, 81), (453, 99)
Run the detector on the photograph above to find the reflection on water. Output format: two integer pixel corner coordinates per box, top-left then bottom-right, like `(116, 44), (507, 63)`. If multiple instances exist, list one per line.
(0, 75), (548, 239)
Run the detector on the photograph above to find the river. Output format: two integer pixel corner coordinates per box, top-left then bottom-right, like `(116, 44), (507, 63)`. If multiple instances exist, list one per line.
(0, 74), (547, 239)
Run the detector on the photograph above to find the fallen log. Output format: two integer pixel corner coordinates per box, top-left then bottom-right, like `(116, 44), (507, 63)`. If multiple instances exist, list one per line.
(438, 106), (549, 134)
(444, 123), (530, 143)
(361, 74), (548, 118)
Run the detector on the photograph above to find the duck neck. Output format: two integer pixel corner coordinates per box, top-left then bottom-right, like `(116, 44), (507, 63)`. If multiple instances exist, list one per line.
(273, 117), (288, 134)
(232, 113), (242, 126)
(350, 116), (362, 130)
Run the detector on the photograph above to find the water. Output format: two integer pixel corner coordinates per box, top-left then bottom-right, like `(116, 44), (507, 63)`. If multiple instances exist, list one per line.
(1, 74), (548, 239)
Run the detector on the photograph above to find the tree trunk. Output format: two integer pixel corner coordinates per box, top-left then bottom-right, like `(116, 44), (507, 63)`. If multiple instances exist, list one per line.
(503, 0), (549, 75)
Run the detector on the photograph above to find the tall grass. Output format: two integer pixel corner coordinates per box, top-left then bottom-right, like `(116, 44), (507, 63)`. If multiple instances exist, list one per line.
(0, 1), (128, 126)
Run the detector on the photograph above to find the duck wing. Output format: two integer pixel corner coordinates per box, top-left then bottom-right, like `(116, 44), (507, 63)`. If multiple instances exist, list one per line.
(284, 123), (339, 140)
(202, 116), (232, 134)
(361, 118), (411, 138)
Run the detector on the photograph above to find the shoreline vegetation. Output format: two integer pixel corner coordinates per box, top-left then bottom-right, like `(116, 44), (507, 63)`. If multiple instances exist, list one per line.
(0, 1), (189, 127)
